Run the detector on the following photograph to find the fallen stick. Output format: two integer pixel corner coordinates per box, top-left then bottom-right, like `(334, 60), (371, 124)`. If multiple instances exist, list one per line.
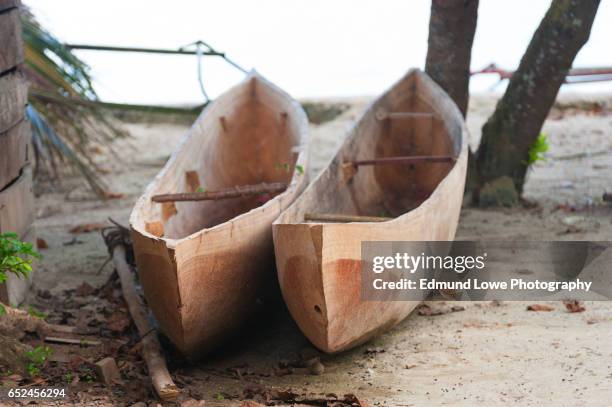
(304, 213), (391, 223)
(151, 182), (287, 203)
(44, 336), (101, 346)
(0, 307), (76, 338)
(112, 244), (180, 401)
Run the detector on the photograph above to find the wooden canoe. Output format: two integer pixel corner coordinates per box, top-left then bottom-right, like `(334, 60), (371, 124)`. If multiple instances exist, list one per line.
(129, 72), (309, 356)
(272, 69), (468, 353)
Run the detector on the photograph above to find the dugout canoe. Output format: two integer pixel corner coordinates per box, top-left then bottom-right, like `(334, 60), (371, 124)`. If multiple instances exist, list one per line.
(129, 71), (309, 356)
(273, 69), (468, 353)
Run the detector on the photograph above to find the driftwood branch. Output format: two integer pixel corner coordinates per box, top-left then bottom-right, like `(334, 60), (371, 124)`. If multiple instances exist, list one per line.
(304, 213), (391, 223)
(112, 245), (180, 401)
(0, 307), (75, 338)
(151, 182), (287, 203)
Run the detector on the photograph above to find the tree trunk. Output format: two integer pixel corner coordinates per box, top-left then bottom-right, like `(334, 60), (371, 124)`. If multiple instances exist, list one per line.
(425, 0), (479, 199)
(475, 0), (600, 197)
(425, 0), (479, 117)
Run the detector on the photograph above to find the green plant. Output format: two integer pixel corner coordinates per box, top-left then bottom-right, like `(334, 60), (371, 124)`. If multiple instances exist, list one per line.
(25, 346), (52, 377)
(81, 367), (95, 382)
(526, 132), (549, 165)
(0, 233), (41, 315)
(275, 162), (305, 175)
(275, 162), (290, 173)
(27, 305), (47, 320)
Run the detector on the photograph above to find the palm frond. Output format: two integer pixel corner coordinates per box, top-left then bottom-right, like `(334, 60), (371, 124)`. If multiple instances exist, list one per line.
(21, 13), (96, 97)
(26, 105), (108, 196)
(21, 9), (126, 197)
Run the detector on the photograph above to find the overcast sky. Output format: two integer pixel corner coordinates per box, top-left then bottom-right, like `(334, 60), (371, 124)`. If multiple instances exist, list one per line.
(26, 0), (612, 104)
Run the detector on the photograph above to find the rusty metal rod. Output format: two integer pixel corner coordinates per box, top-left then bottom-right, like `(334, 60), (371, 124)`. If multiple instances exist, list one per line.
(348, 155), (456, 167)
(151, 182), (287, 203)
(472, 63), (612, 82)
(568, 67), (612, 76)
(376, 111), (434, 121)
(565, 75), (612, 84)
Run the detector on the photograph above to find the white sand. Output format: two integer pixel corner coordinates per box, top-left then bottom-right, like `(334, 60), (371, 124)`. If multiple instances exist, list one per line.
(30, 93), (612, 406)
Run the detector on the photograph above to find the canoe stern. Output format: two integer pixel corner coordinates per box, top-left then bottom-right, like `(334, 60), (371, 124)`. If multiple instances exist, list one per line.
(130, 228), (185, 351)
(273, 223), (331, 351)
(173, 221), (277, 356)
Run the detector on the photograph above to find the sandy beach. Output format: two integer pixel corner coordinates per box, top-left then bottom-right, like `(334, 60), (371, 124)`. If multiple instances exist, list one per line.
(28, 93), (612, 406)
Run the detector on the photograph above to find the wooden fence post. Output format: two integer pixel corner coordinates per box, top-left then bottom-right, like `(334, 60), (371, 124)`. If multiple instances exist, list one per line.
(0, 0), (36, 305)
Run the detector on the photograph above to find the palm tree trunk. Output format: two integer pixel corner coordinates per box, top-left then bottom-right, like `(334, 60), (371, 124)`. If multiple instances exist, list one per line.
(425, 0), (479, 117)
(425, 0), (479, 199)
(475, 0), (601, 198)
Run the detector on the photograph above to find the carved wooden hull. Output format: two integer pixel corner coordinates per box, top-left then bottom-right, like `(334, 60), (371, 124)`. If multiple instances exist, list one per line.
(273, 69), (468, 353)
(130, 72), (309, 357)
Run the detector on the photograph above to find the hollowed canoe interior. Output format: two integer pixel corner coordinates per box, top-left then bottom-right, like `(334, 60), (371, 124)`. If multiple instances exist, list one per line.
(368, 98), (456, 217)
(283, 73), (462, 222)
(143, 78), (301, 239)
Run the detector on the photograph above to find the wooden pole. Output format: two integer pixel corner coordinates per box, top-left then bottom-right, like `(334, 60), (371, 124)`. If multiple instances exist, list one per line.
(65, 44), (223, 56)
(151, 182), (287, 203)
(29, 88), (204, 115)
(304, 213), (391, 223)
(112, 245), (180, 401)
(64, 44), (248, 73)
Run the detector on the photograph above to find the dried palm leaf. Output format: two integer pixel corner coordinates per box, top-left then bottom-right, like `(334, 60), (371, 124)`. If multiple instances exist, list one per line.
(21, 9), (127, 197)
